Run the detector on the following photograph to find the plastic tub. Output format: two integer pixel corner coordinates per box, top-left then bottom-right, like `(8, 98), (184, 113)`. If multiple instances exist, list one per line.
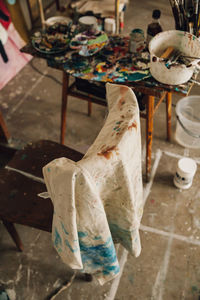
(175, 96), (200, 148)
(173, 157), (197, 189)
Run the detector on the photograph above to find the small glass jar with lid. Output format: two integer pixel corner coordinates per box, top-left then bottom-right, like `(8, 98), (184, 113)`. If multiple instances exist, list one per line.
(129, 28), (145, 54)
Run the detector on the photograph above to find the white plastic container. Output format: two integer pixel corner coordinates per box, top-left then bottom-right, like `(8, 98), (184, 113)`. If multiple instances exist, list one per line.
(173, 157), (197, 189)
(104, 18), (116, 35)
(175, 96), (200, 149)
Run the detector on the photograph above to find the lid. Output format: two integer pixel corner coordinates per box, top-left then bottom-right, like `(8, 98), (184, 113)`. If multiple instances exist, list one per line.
(177, 158), (197, 177)
(79, 16), (97, 25)
(152, 9), (161, 19)
(131, 28), (144, 35)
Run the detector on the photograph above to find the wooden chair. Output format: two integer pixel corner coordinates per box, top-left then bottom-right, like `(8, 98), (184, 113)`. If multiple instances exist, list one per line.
(0, 140), (84, 251)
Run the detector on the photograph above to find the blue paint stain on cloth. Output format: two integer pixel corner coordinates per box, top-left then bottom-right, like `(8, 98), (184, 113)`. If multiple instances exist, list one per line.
(61, 223), (79, 253)
(54, 227), (62, 250)
(78, 233), (119, 277)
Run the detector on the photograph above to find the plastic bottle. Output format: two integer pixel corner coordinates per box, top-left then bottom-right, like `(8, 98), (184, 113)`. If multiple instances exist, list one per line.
(146, 9), (163, 48)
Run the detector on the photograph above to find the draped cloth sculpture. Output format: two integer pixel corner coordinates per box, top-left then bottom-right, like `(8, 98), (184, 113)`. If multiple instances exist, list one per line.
(43, 83), (143, 285)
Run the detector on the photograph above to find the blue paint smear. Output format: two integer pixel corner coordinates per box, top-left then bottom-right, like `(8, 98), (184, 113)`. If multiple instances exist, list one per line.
(64, 239), (78, 253)
(54, 227), (62, 249)
(109, 223), (133, 251)
(103, 264), (120, 275)
(61, 222), (69, 235)
(78, 231), (88, 238)
(94, 236), (101, 240)
(61, 222), (78, 253)
(114, 77), (126, 83)
(79, 234), (119, 276)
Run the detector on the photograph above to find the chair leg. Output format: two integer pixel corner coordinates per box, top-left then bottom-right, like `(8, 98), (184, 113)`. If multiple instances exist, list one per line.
(166, 92), (172, 141)
(60, 72), (69, 145)
(2, 220), (24, 252)
(146, 95), (154, 182)
(0, 110), (10, 143)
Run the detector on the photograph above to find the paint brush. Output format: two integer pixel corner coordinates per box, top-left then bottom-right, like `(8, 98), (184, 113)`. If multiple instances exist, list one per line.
(175, 0), (183, 29)
(185, 0), (194, 27)
(181, 54), (200, 59)
(193, 0), (199, 35)
(178, 0), (189, 30)
(169, 0), (181, 29)
(189, 78), (200, 86)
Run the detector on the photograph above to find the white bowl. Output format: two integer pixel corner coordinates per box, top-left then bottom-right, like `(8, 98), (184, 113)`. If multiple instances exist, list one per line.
(45, 16), (71, 26)
(149, 30), (200, 85)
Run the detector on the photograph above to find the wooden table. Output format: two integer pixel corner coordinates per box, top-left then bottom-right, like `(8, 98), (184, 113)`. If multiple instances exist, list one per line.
(59, 73), (173, 182)
(21, 35), (192, 181)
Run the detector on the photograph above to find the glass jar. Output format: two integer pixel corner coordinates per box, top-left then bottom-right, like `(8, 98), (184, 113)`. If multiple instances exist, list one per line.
(129, 28), (145, 54)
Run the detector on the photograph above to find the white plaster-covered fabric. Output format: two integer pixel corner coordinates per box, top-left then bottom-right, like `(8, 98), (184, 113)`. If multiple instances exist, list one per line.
(43, 83), (143, 285)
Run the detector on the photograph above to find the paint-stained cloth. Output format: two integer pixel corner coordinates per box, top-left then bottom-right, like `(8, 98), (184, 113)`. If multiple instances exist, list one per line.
(43, 83), (143, 285)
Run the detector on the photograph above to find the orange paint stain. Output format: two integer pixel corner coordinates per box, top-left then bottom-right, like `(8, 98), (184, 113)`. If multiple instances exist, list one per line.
(97, 145), (118, 159)
(118, 97), (125, 108)
(128, 122), (137, 130)
(120, 86), (128, 95)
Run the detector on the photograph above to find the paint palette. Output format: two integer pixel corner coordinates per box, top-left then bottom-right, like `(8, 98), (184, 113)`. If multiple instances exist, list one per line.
(32, 28), (70, 55)
(70, 30), (108, 56)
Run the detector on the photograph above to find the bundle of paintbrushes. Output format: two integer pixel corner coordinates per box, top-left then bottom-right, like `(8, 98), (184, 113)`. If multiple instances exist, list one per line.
(160, 46), (200, 68)
(169, 0), (200, 36)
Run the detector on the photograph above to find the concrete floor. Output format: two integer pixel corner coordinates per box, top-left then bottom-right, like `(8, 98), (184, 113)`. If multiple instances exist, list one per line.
(1, 0), (200, 299)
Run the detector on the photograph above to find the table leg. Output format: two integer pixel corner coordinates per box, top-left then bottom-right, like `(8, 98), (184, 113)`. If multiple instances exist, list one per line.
(3, 220), (24, 252)
(0, 110), (10, 143)
(88, 96), (92, 116)
(146, 95), (154, 182)
(166, 92), (172, 141)
(60, 72), (69, 145)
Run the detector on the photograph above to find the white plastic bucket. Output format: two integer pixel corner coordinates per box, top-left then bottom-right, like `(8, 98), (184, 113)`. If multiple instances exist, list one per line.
(175, 96), (200, 149)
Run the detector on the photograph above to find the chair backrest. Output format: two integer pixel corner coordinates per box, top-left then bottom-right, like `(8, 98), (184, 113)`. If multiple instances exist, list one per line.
(43, 82), (143, 285)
